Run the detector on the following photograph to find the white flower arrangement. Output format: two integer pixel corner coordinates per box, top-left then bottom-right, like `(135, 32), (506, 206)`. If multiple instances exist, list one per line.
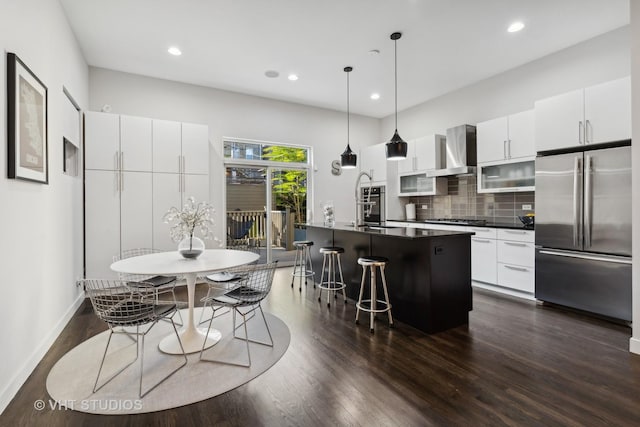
(163, 197), (215, 243)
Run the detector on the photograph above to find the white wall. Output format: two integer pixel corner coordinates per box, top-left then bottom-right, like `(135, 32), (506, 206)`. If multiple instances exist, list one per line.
(630, 3), (640, 355)
(380, 27), (630, 139)
(0, 0), (88, 413)
(88, 68), (380, 234)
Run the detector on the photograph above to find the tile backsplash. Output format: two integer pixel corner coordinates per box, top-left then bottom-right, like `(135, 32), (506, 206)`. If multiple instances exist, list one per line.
(407, 175), (534, 225)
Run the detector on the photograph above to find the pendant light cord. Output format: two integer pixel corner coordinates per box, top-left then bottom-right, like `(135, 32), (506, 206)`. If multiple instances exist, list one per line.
(347, 69), (350, 146)
(394, 37), (398, 130)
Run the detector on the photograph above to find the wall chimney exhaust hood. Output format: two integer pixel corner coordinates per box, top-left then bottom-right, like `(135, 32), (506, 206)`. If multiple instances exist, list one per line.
(426, 124), (477, 177)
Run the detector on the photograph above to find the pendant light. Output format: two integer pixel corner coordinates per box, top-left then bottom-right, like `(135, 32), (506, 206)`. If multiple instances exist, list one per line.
(386, 31), (408, 161)
(340, 66), (357, 169)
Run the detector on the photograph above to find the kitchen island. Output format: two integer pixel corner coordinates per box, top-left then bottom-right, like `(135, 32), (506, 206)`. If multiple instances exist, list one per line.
(303, 223), (473, 334)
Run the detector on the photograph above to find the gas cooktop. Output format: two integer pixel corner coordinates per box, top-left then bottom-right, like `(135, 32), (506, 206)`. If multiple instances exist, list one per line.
(424, 218), (487, 226)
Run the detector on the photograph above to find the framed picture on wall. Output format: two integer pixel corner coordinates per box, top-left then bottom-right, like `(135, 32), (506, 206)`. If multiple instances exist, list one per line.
(7, 52), (48, 184)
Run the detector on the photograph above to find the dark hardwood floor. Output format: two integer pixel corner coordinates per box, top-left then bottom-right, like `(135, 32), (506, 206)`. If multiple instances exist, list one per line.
(3, 267), (640, 426)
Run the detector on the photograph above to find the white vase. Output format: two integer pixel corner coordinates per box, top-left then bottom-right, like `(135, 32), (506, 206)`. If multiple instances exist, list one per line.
(178, 235), (205, 259)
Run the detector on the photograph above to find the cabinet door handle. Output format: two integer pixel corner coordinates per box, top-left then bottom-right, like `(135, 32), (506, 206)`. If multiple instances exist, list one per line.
(178, 155), (182, 174)
(504, 241), (527, 247)
(505, 265), (528, 272)
(585, 119), (591, 144)
(504, 230), (526, 235)
(120, 151), (124, 170)
(508, 139), (512, 159)
(472, 228), (492, 233)
(472, 238), (492, 243)
(120, 172), (124, 192)
(503, 140), (507, 159)
(182, 155), (186, 174)
(578, 121), (584, 144)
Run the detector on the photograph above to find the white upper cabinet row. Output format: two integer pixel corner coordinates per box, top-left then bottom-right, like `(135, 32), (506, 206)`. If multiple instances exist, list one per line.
(477, 110), (535, 164)
(85, 112), (209, 175)
(534, 76), (631, 152)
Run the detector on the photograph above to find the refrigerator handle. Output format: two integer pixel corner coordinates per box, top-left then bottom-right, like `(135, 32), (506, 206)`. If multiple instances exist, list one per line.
(572, 156), (581, 247)
(584, 154), (592, 248)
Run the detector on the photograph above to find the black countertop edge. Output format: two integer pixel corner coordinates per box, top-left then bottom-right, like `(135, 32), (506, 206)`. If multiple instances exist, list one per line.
(302, 222), (474, 239)
(387, 219), (534, 231)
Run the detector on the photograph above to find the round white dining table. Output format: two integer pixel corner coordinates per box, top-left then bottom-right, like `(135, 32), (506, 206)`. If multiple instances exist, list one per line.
(111, 249), (260, 354)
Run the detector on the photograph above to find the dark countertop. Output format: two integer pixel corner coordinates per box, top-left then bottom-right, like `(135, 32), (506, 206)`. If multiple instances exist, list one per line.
(303, 222), (474, 239)
(387, 219), (534, 231)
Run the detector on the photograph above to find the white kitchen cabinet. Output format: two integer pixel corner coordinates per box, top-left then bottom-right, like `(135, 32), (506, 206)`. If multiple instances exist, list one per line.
(584, 77), (631, 145)
(535, 77), (630, 152)
(152, 120), (182, 173)
(85, 112), (119, 171)
(152, 173), (182, 251)
(85, 170), (153, 278)
(182, 123), (210, 175)
(397, 135), (445, 174)
(85, 170), (120, 279)
(477, 110), (534, 163)
(496, 229), (535, 294)
(120, 115), (152, 172)
(120, 172), (153, 252)
(360, 143), (387, 184)
(152, 172), (211, 251)
(153, 121), (209, 175)
(85, 111), (210, 276)
(471, 236), (497, 284)
(398, 172), (447, 197)
(477, 158), (535, 193)
(84, 112), (152, 172)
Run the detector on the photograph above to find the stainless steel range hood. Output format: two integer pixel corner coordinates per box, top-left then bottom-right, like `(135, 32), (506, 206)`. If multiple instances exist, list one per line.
(426, 124), (477, 177)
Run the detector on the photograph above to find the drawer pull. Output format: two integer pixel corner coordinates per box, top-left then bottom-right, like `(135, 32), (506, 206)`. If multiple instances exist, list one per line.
(504, 265), (529, 272)
(472, 238), (493, 243)
(472, 228), (493, 232)
(504, 242), (527, 247)
(505, 230), (526, 234)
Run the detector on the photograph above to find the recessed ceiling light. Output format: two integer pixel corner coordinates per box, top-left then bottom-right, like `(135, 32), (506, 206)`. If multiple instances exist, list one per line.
(288, 74), (298, 81)
(368, 49), (380, 56)
(168, 46), (182, 56)
(370, 93), (380, 100)
(265, 70), (279, 78)
(507, 21), (525, 33)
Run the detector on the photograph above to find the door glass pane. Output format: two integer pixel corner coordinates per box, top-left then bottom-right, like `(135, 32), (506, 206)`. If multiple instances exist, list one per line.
(224, 140), (309, 164)
(271, 167), (307, 266)
(226, 166), (266, 262)
(400, 173), (435, 194)
(480, 161), (535, 191)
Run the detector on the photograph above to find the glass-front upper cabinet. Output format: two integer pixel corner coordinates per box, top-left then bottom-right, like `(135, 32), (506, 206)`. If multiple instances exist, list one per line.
(477, 159), (535, 193)
(399, 172), (447, 196)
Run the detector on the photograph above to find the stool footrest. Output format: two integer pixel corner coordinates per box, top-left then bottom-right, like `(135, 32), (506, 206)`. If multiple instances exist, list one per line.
(317, 282), (346, 292)
(356, 299), (392, 313)
(291, 267), (315, 278)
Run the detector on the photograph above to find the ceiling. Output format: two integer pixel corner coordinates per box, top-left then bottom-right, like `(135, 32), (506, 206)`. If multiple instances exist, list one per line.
(59, 0), (629, 118)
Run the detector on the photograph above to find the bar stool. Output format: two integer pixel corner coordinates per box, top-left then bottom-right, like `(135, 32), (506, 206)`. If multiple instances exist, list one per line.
(291, 240), (315, 291)
(317, 246), (347, 307)
(355, 256), (394, 333)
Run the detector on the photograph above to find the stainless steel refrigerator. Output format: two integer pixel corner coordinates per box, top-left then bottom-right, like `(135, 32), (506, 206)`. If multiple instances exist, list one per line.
(535, 144), (632, 321)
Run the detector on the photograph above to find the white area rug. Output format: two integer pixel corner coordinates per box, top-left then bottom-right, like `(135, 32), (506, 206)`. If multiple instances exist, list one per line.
(46, 309), (290, 414)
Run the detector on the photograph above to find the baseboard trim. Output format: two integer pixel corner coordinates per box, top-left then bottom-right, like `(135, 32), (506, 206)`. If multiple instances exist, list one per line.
(0, 291), (85, 415)
(630, 337), (640, 355)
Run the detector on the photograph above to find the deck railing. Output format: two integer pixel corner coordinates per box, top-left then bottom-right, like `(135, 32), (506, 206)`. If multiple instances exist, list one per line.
(227, 209), (294, 249)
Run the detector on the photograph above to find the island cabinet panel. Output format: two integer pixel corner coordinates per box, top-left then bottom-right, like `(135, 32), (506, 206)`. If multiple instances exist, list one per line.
(305, 224), (472, 334)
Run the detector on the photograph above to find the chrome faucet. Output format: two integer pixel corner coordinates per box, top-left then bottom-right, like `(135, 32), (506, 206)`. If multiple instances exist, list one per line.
(355, 171), (375, 227)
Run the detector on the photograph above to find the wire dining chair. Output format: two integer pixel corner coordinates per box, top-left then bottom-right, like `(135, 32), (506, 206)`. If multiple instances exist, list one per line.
(114, 248), (183, 325)
(82, 278), (187, 398)
(199, 261), (278, 367)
